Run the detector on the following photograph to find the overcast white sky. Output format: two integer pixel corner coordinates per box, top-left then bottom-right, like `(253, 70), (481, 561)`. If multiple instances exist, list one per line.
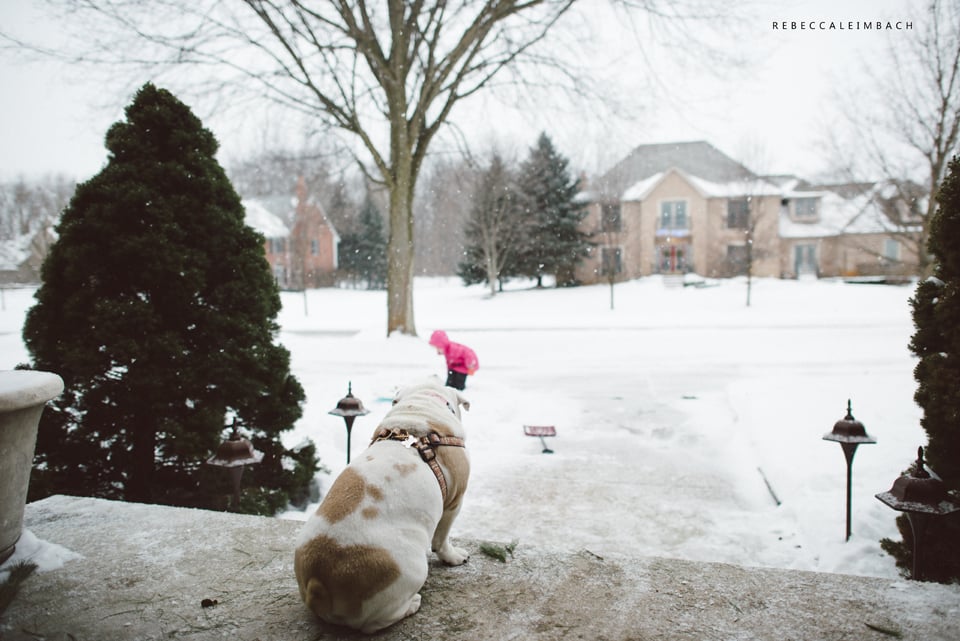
(0, 0), (917, 183)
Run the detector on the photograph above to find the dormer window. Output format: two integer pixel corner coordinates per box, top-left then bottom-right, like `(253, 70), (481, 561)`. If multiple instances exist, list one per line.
(793, 198), (818, 220)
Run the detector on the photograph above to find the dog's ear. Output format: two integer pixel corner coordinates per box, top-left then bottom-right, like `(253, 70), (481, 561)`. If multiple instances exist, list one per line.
(455, 390), (470, 411)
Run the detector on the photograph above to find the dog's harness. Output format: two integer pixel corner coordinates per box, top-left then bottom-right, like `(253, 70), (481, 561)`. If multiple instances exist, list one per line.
(370, 427), (465, 502)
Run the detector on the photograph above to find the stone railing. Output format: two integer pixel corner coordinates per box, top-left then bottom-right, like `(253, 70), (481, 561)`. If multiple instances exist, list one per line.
(2, 495), (958, 640)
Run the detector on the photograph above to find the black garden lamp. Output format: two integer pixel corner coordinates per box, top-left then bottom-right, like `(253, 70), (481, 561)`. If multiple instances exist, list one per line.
(206, 422), (264, 511)
(329, 382), (369, 465)
(876, 446), (960, 581)
(822, 400), (876, 541)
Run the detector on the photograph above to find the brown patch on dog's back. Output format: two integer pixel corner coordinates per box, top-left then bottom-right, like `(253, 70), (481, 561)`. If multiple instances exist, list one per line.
(317, 468), (367, 523)
(362, 506), (380, 519)
(317, 468), (388, 524)
(295, 534), (400, 620)
(367, 484), (384, 501)
(393, 462), (418, 477)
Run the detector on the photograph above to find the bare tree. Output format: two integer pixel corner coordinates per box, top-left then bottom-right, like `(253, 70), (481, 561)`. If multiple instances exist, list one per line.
(6, 0), (744, 334)
(416, 158), (475, 277)
(725, 187), (777, 308)
(462, 152), (525, 296)
(0, 175), (74, 282)
(826, 0), (960, 275)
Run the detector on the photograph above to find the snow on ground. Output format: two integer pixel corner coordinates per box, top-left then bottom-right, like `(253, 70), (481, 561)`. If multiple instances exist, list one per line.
(0, 529), (81, 581)
(0, 276), (925, 579)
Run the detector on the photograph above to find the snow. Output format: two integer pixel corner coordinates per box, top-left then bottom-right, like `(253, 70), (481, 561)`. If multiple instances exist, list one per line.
(0, 529), (81, 581)
(622, 172), (665, 201)
(621, 170), (783, 203)
(684, 173), (783, 198)
(242, 199), (288, 239)
(0, 233), (32, 271)
(0, 276), (927, 580)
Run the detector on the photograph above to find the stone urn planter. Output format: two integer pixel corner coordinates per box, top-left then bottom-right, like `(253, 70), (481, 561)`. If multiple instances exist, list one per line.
(0, 370), (64, 564)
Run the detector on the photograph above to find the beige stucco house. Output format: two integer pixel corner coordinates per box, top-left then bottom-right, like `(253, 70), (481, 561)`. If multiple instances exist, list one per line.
(576, 141), (920, 284)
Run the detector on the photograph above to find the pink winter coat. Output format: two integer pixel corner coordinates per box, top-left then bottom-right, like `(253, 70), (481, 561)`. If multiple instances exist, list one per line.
(429, 330), (479, 375)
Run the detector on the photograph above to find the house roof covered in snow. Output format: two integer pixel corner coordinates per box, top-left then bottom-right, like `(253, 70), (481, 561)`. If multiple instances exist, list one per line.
(619, 168), (783, 202)
(592, 141), (755, 200)
(779, 184), (915, 239)
(242, 199), (289, 239)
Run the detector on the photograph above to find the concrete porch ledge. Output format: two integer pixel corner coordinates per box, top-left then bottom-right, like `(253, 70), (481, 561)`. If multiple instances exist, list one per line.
(2, 496), (958, 641)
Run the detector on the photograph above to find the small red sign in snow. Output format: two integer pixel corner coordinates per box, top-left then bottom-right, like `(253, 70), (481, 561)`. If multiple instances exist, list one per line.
(523, 425), (557, 437)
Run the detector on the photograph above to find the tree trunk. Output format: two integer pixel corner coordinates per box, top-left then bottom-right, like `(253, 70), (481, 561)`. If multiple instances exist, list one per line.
(486, 244), (498, 297)
(386, 153), (417, 336)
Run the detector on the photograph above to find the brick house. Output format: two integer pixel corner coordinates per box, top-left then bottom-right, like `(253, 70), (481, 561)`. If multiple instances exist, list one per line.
(242, 199), (291, 285)
(242, 177), (339, 289)
(576, 141), (920, 283)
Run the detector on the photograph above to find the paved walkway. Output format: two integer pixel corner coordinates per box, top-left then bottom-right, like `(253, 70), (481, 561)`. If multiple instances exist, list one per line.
(2, 495), (958, 640)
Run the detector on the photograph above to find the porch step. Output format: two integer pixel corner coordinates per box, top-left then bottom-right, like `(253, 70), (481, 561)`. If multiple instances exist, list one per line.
(663, 273), (685, 288)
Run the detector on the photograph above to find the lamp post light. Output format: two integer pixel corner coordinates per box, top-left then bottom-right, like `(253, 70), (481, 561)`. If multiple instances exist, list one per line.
(876, 446), (960, 581)
(822, 399), (876, 541)
(206, 421), (264, 511)
(329, 382), (369, 465)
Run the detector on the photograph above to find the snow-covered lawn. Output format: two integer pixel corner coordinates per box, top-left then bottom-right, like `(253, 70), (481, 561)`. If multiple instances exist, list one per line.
(0, 276), (925, 579)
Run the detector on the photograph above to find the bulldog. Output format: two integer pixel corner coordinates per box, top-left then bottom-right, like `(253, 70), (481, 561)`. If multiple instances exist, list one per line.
(294, 379), (471, 633)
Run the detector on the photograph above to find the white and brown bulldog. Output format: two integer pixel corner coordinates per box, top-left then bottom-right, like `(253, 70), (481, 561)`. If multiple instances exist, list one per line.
(294, 379), (471, 633)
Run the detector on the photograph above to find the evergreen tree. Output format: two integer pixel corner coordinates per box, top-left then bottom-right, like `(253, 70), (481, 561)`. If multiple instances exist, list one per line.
(513, 133), (592, 287)
(339, 192), (387, 289)
(458, 153), (524, 294)
(881, 155), (960, 582)
(22, 83), (317, 515)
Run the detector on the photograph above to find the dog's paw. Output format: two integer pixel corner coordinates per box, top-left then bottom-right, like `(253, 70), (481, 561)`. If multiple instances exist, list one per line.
(436, 542), (469, 566)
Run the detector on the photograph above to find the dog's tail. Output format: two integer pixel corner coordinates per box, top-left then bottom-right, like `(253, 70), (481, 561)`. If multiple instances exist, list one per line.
(303, 577), (334, 617)
(295, 550), (335, 618)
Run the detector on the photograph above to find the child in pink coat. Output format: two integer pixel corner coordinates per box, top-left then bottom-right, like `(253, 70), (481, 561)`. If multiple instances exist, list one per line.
(428, 330), (478, 390)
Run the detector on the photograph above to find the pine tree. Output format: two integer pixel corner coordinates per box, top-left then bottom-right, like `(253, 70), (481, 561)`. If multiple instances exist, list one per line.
(513, 133), (592, 287)
(458, 153), (523, 294)
(881, 155), (960, 582)
(339, 192), (387, 289)
(22, 83), (317, 515)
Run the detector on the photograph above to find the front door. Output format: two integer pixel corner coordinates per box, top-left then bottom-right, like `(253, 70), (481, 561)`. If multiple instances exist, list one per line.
(659, 244), (689, 273)
(794, 244), (817, 277)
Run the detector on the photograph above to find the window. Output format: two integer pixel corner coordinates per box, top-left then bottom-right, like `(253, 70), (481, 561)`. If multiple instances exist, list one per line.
(270, 238), (286, 254)
(601, 247), (622, 275)
(311, 239), (320, 255)
(727, 199), (750, 229)
(793, 198), (818, 219)
(883, 239), (901, 261)
(660, 200), (688, 229)
(601, 203), (621, 232)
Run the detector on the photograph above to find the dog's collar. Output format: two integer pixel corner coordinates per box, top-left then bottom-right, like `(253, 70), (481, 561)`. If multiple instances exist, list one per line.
(370, 428), (465, 502)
